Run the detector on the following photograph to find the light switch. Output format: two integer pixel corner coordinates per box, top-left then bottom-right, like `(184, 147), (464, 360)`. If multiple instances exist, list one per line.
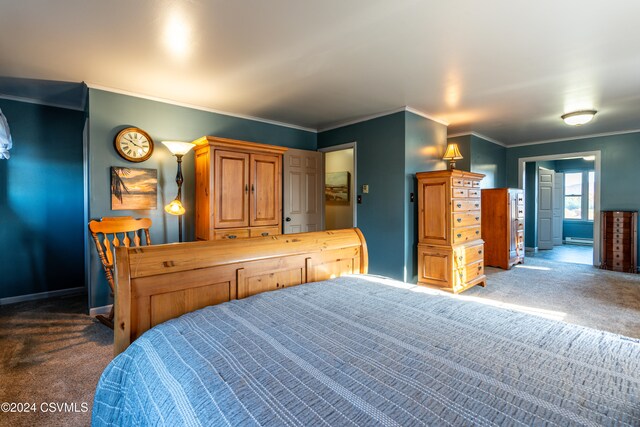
(362, 184), (369, 194)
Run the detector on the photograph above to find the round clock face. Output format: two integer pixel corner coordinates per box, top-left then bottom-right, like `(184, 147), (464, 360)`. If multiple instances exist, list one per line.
(114, 127), (154, 162)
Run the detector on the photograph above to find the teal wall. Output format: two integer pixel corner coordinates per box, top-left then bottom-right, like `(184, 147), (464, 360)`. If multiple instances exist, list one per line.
(318, 111), (446, 282)
(404, 112), (449, 282)
(88, 89), (316, 308)
(507, 131), (640, 264)
(318, 112), (406, 280)
(0, 99), (85, 299)
(470, 135), (506, 188)
(446, 134), (507, 189)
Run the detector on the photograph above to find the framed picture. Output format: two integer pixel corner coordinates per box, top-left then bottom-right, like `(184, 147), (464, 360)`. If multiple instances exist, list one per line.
(111, 166), (157, 210)
(325, 171), (350, 205)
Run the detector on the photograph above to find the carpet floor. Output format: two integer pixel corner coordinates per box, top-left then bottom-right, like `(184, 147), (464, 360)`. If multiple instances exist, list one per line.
(0, 256), (638, 426)
(0, 295), (112, 427)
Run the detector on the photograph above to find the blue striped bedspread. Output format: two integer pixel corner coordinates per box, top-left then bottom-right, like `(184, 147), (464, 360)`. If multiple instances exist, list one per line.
(92, 274), (640, 426)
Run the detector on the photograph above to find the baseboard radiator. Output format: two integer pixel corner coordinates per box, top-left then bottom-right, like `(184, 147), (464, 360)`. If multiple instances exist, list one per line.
(564, 237), (594, 245)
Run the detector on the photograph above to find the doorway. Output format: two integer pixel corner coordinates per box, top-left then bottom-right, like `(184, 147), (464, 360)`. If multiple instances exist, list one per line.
(518, 151), (600, 266)
(319, 142), (357, 230)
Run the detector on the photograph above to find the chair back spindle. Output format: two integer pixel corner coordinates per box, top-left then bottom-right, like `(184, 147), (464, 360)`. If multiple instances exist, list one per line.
(88, 216), (152, 328)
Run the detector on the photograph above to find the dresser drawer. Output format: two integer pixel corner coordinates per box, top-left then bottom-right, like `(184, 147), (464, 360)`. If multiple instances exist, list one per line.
(213, 229), (250, 240)
(249, 227), (280, 238)
(453, 226), (482, 244)
(468, 189), (481, 198)
(453, 211), (481, 227)
(453, 178), (465, 187)
(463, 242), (484, 264)
(463, 179), (474, 187)
(455, 260), (484, 285)
(452, 188), (469, 198)
(453, 199), (481, 211)
(466, 260), (484, 282)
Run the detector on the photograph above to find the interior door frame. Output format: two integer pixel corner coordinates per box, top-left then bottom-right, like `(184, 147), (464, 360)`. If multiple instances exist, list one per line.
(318, 141), (357, 228)
(518, 150), (601, 266)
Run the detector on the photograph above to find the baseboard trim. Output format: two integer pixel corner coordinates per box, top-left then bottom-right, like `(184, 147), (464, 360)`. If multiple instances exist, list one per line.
(525, 246), (539, 252)
(89, 304), (113, 316)
(0, 287), (85, 306)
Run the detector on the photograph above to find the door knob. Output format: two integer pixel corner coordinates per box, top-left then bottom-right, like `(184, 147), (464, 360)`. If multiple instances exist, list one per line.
(285, 217), (291, 222)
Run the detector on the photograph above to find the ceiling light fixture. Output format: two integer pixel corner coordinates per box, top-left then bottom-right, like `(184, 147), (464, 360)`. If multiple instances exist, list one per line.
(561, 110), (597, 126)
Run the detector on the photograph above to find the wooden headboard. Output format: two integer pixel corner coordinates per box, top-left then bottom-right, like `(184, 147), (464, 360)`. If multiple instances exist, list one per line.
(113, 228), (368, 356)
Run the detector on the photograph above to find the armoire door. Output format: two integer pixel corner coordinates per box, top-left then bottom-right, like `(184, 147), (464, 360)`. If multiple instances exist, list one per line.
(214, 150), (249, 228)
(250, 153), (281, 227)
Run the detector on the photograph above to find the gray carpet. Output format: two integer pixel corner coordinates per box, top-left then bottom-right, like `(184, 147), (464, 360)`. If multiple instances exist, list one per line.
(465, 256), (640, 338)
(1, 256), (639, 426)
(0, 294), (112, 427)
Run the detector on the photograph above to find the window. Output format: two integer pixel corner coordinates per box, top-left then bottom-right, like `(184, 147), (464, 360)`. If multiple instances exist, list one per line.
(563, 171), (595, 221)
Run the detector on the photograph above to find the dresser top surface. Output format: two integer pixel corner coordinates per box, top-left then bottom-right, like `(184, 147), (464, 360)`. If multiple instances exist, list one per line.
(416, 169), (485, 180)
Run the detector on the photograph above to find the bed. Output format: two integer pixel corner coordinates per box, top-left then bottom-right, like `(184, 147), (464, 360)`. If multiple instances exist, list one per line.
(93, 229), (639, 426)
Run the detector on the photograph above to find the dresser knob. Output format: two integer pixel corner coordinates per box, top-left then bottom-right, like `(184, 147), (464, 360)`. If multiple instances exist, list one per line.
(478, 250), (483, 254)
(475, 230), (479, 235)
(457, 218), (462, 223)
(261, 232), (269, 237)
(457, 203), (462, 208)
(228, 235), (237, 239)
(475, 203), (479, 207)
(457, 233), (462, 238)
(475, 217), (479, 221)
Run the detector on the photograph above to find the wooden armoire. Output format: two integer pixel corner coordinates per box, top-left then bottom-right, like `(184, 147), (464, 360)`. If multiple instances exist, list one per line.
(600, 211), (637, 273)
(481, 188), (525, 269)
(193, 136), (287, 241)
(416, 170), (486, 293)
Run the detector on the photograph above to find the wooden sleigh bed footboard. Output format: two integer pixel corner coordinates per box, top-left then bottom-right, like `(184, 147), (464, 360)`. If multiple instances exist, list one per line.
(113, 228), (368, 356)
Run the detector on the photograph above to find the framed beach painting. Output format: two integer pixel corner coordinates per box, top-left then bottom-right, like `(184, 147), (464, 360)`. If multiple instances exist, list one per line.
(111, 166), (157, 210)
(325, 171), (350, 205)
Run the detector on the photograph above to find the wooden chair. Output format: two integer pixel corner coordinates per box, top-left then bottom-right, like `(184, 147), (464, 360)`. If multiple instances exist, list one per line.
(89, 216), (152, 328)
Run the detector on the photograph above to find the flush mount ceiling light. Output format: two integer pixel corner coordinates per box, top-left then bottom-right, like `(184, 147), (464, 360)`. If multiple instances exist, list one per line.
(561, 110), (597, 126)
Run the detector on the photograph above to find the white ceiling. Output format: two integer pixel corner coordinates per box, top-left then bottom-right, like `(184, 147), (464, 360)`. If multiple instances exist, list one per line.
(2, 0), (640, 145)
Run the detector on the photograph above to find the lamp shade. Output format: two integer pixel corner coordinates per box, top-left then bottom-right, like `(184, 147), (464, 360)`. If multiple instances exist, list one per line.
(561, 110), (597, 126)
(442, 143), (463, 160)
(164, 199), (186, 215)
(162, 141), (195, 155)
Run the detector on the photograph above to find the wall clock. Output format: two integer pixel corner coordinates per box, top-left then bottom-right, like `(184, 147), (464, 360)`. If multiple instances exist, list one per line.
(114, 127), (154, 162)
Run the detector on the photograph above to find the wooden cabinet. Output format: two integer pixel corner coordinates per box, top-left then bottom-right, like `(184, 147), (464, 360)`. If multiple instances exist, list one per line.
(194, 136), (287, 241)
(481, 188), (525, 269)
(600, 211), (637, 273)
(416, 170), (486, 293)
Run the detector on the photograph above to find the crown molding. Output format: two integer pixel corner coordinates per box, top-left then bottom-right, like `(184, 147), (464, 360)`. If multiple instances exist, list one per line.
(447, 131), (507, 147)
(0, 93), (86, 111)
(85, 83), (317, 133)
(318, 106), (448, 133)
(507, 128), (640, 148)
(404, 107), (449, 126)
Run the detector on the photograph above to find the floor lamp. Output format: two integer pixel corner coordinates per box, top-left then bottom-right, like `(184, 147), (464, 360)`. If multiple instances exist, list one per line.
(163, 141), (195, 242)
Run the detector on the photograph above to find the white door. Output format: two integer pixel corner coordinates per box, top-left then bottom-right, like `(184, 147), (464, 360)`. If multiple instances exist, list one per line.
(283, 148), (323, 234)
(537, 167), (554, 250)
(552, 172), (564, 246)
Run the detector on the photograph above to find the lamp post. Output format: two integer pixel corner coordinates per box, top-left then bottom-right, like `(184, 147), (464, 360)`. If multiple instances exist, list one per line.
(163, 141), (195, 242)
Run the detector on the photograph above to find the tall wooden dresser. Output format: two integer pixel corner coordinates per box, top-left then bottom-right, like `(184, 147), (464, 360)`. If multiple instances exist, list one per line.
(600, 211), (637, 273)
(193, 136), (287, 241)
(416, 170), (486, 293)
(481, 188), (525, 269)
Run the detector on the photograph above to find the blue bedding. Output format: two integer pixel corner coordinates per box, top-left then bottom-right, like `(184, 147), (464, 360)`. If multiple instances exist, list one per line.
(93, 275), (639, 426)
